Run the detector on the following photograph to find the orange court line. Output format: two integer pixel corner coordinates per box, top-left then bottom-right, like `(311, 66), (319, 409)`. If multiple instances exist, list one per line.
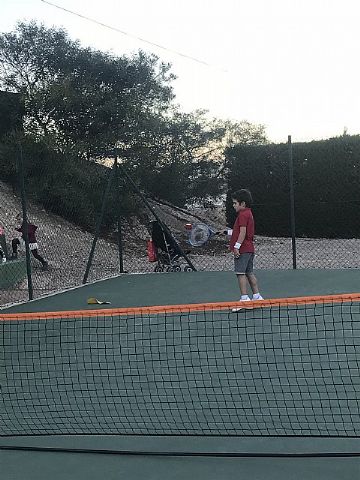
(1, 292), (360, 321)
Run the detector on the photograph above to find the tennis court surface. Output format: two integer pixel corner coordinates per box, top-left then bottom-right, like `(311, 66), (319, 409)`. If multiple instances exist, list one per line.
(1, 270), (360, 479)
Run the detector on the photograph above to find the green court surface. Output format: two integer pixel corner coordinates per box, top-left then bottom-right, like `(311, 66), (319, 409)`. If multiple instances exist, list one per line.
(2, 269), (360, 479)
(3, 268), (360, 313)
(1, 436), (360, 480)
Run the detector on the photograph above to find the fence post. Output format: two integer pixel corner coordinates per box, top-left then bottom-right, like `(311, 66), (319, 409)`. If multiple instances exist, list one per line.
(288, 135), (297, 269)
(18, 142), (34, 299)
(114, 156), (124, 273)
(83, 161), (116, 284)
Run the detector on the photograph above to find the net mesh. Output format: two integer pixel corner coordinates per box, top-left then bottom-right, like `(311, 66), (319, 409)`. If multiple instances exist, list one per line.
(1, 295), (360, 437)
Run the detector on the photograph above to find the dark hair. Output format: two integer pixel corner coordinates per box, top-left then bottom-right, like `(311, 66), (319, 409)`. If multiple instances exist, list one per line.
(231, 189), (253, 207)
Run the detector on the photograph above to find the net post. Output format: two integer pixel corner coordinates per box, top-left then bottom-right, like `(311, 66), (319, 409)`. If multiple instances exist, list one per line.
(288, 135), (297, 269)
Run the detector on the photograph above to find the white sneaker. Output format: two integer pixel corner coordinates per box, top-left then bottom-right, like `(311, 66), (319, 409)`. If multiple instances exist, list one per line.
(252, 294), (264, 300)
(232, 297), (251, 313)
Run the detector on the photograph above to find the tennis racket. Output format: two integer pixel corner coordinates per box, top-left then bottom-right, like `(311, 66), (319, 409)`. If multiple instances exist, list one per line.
(186, 223), (224, 247)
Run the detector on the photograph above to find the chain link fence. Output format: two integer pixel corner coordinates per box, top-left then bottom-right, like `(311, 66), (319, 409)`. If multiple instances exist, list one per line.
(2, 137), (360, 308)
(0, 147), (237, 307)
(226, 135), (360, 270)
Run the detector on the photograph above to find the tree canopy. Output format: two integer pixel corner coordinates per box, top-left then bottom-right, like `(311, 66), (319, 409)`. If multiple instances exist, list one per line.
(0, 21), (175, 157)
(0, 21), (268, 209)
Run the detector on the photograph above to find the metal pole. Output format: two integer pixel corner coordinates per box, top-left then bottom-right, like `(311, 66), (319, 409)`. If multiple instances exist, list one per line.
(118, 161), (197, 271)
(18, 143), (33, 299)
(114, 156), (124, 273)
(83, 162), (116, 284)
(288, 135), (297, 269)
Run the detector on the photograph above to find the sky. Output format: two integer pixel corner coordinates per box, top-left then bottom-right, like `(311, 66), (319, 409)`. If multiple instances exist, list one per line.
(1, 0), (360, 143)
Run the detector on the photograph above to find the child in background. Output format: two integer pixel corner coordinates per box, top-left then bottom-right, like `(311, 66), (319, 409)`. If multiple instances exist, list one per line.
(12, 214), (48, 271)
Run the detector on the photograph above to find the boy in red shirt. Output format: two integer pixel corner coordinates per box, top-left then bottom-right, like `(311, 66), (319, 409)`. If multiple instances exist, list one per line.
(229, 189), (263, 309)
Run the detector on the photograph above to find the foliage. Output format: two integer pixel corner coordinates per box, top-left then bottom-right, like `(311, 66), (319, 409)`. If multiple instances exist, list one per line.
(226, 135), (360, 237)
(0, 136), (137, 231)
(121, 110), (268, 206)
(0, 21), (269, 222)
(0, 21), (175, 157)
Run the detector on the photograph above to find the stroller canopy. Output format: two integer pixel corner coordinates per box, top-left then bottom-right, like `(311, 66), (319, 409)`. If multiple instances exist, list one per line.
(150, 220), (181, 255)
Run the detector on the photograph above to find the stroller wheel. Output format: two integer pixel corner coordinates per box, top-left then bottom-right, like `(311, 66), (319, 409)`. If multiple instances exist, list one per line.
(184, 266), (193, 272)
(173, 265), (181, 272)
(154, 265), (163, 272)
(166, 266), (174, 272)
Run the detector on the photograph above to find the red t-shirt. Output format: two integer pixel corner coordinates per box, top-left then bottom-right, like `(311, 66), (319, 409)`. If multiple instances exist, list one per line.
(16, 223), (38, 243)
(229, 208), (255, 253)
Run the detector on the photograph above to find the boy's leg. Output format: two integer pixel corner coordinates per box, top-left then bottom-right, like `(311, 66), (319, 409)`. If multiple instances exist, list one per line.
(237, 274), (249, 296)
(245, 254), (263, 299)
(11, 238), (20, 258)
(232, 271), (252, 313)
(31, 249), (48, 270)
(246, 273), (260, 295)
(234, 253), (253, 300)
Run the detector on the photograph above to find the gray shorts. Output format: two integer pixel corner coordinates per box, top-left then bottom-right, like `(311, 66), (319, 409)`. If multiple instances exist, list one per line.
(234, 253), (254, 274)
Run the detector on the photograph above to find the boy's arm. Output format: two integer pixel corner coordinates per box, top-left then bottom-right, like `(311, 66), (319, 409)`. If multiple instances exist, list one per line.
(238, 226), (246, 244)
(234, 226), (246, 253)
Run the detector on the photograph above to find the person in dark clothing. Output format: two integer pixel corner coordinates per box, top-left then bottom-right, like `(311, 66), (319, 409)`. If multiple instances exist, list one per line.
(0, 225), (6, 262)
(12, 215), (48, 270)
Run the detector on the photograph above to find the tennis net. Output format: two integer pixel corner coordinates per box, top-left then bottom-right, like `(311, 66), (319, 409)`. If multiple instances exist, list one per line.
(1, 294), (360, 437)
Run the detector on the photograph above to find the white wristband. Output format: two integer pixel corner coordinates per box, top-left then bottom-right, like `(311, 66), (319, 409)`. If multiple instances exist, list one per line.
(234, 242), (241, 249)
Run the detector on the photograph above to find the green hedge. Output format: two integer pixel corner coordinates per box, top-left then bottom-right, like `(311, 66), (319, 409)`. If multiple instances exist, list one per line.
(226, 135), (360, 238)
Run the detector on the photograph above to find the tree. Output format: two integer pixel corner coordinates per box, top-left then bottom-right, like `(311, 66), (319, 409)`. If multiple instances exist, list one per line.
(221, 120), (268, 148)
(0, 21), (269, 211)
(118, 109), (226, 206)
(122, 110), (268, 206)
(0, 21), (175, 157)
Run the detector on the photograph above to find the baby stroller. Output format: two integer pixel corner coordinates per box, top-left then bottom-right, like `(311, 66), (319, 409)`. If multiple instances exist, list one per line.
(149, 220), (192, 272)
